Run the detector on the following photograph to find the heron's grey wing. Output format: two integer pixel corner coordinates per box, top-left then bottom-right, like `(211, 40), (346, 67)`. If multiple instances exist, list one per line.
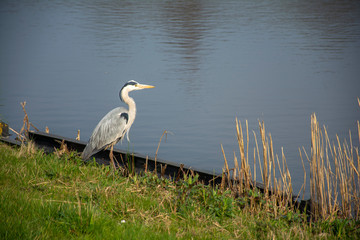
(81, 107), (128, 160)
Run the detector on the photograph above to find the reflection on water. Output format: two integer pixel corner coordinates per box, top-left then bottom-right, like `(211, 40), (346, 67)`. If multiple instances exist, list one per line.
(161, 1), (213, 73)
(1, 0), (360, 195)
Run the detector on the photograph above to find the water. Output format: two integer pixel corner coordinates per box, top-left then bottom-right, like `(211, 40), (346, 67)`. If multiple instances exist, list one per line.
(1, 0), (360, 195)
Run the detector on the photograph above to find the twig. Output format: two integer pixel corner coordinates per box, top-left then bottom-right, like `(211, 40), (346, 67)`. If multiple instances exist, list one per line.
(155, 130), (172, 173)
(9, 127), (26, 141)
(30, 123), (39, 132)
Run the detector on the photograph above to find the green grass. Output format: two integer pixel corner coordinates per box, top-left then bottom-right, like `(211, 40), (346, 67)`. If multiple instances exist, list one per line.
(0, 142), (359, 239)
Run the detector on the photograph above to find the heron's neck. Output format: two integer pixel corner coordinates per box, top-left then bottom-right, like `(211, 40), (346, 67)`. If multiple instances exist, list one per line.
(123, 94), (136, 125)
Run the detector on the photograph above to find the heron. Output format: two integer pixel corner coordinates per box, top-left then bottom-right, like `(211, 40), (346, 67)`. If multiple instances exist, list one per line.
(81, 80), (155, 168)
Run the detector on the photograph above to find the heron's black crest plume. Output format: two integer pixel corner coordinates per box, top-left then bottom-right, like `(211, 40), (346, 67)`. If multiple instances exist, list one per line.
(120, 80), (138, 102)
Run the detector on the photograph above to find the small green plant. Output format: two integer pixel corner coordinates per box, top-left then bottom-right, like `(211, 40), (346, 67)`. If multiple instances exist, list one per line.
(205, 189), (235, 218)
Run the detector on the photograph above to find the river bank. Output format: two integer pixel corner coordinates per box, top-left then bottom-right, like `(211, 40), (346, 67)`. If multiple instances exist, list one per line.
(0, 141), (359, 239)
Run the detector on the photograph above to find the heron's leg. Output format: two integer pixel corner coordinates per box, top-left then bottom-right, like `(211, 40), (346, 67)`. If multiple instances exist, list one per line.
(109, 144), (116, 170)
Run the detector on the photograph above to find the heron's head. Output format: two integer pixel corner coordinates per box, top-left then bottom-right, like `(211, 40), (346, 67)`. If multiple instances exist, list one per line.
(120, 80), (155, 101)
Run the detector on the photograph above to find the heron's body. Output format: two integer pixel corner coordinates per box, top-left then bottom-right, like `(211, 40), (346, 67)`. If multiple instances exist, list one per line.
(81, 80), (154, 161)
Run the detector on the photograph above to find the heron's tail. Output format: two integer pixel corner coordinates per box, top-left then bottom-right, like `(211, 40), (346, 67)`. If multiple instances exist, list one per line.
(81, 144), (94, 160)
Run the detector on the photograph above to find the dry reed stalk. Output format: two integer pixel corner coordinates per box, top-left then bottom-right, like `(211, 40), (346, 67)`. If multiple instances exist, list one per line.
(253, 130), (262, 185)
(275, 155), (285, 197)
(145, 156), (148, 173)
(233, 153), (243, 194)
(233, 152), (239, 181)
(18, 101), (30, 142)
(299, 148), (306, 201)
(221, 144), (232, 189)
(253, 148), (256, 184)
(259, 121), (267, 187)
(244, 122), (252, 188)
(267, 150), (272, 195)
(246, 120), (249, 167)
(269, 135), (276, 195)
(358, 120), (360, 146)
(269, 133), (282, 199)
(335, 136), (348, 217)
(281, 149), (293, 206)
(356, 121), (360, 217)
(220, 166), (226, 190)
(235, 119), (245, 188)
(356, 147), (360, 217)
(324, 129), (334, 216)
(234, 119), (243, 191)
(236, 118), (245, 165)
(154, 130), (171, 173)
(311, 115), (316, 216)
(17, 101), (40, 142)
(258, 120), (271, 198)
(237, 119), (253, 189)
(310, 114), (320, 218)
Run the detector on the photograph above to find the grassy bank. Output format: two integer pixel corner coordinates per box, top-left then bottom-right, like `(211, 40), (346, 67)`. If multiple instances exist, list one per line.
(0, 141), (359, 239)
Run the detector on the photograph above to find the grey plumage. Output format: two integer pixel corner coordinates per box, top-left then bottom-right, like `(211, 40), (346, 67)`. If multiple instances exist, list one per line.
(81, 80), (155, 161)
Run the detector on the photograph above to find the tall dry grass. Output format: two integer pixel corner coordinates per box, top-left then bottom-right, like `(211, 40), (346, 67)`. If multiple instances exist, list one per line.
(222, 108), (359, 220)
(221, 118), (295, 217)
(302, 113), (360, 220)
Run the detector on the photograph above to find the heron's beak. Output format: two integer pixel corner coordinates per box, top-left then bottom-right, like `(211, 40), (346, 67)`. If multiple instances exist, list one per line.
(137, 84), (155, 89)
